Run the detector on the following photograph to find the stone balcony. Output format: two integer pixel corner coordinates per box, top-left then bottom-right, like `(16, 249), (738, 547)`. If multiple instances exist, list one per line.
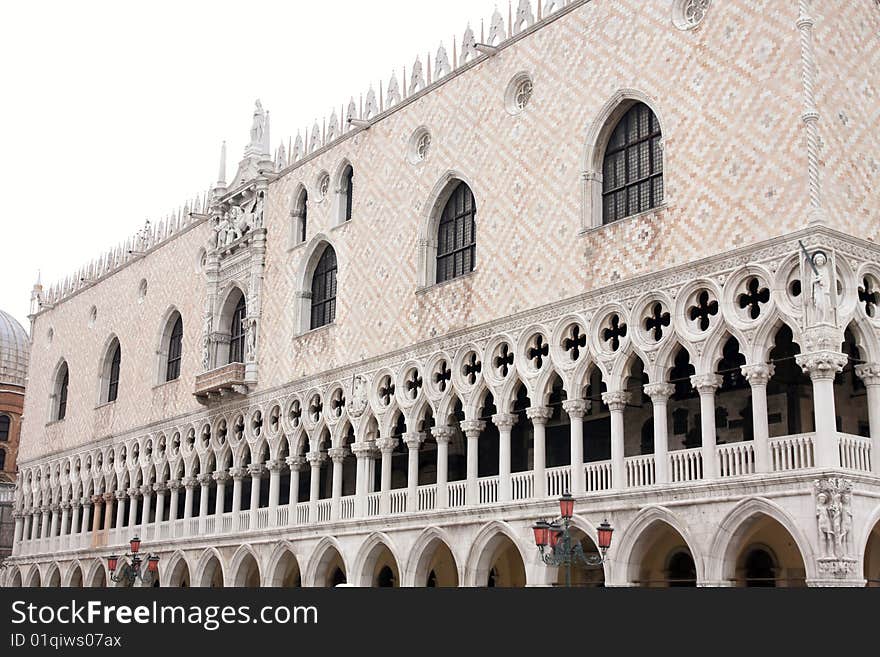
(194, 363), (248, 403)
(12, 432), (875, 560)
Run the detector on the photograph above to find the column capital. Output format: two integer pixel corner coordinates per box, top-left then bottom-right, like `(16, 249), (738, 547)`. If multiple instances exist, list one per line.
(796, 351), (848, 380)
(350, 441), (374, 458)
(228, 467), (247, 480)
(197, 472), (214, 486)
(460, 420), (486, 438)
(562, 399), (590, 418)
(113, 490), (127, 501)
(601, 391), (631, 412)
(431, 426), (456, 444)
(285, 456), (307, 471)
(855, 363), (880, 386)
(492, 413), (518, 431)
(140, 484), (154, 496)
(690, 374), (722, 394)
(153, 482), (168, 493)
(71, 499), (82, 509)
(327, 447), (349, 463)
(306, 451), (328, 466)
(403, 432), (425, 450)
(212, 471), (231, 484)
(103, 492), (115, 502)
(50, 503), (61, 512)
(126, 487), (139, 498)
(265, 459), (286, 473)
(60, 501), (72, 510)
(247, 463), (266, 478)
(643, 383), (676, 402)
(167, 479), (182, 491)
(741, 363), (775, 386)
(182, 476), (199, 490)
(376, 437), (399, 453)
(526, 406), (554, 424)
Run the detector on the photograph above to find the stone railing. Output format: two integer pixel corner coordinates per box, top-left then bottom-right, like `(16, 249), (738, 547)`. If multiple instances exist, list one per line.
(14, 432), (878, 559)
(194, 363), (248, 402)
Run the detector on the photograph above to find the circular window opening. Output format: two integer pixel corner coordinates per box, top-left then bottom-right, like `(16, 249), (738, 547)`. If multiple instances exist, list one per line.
(317, 172), (330, 201)
(408, 128), (432, 164)
(505, 73), (533, 115)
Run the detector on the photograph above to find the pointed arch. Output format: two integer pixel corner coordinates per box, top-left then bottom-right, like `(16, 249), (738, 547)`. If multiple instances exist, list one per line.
(464, 520), (529, 587)
(290, 183), (308, 247)
(352, 532), (404, 587)
(163, 550), (191, 588)
(266, 541), (303, 587)
(294, 234), (340, 335)
(64, 561), (85, 588)
(97, 334), (122, 405)
(581, 89), (667, 229)
(332, 159), (355, 225)
(707, 497), (815, 584)
(404, 526), (462, 587)
(229, 544), (262, 587)
(50, 358), (70, 422)
(156, 306), (184, 384)
(193, 547), (226, 588)
(417, 170), (479, 288)
(613, 505), (704, 585)
(305, 536), (348, 587)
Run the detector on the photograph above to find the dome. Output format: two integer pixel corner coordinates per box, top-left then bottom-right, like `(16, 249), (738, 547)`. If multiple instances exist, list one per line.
(0, 309), (29, 388)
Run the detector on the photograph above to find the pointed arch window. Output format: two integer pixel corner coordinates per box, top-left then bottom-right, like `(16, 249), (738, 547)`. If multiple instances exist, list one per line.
(0, 415), (8, 442)
(166, 315), (184, 381)
(342, 165), (354, 222)
(55, 363), (69, 421)
(0, 449), (5, 471)
(436, 182), (476, 284)
(107, 344), (121, 403)
(311, 246), (338, 330)
(293, 188), (308, 244)
(230, 295), (247, 364)
(602, 102), (663, 224)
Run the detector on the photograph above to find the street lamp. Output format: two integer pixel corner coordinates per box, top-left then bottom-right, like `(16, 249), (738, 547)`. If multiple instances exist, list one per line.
(533, 493), (614, 588)
(107, 536), (160, 587)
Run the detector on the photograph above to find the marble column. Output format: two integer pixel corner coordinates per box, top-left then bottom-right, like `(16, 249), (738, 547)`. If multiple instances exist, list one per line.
(212, 471), (230, 516)
(404, 432), (425, 513)
(182, 477), (197, 521)
(492, 414), (517, 502)
(602, 391), (631, 490)
(267, 459), (284, 511)
(328, 448), (347, 520)
(691, 374), (722, 480)
(797, 351), (848, 468)
(247, 464), (265, 526)
(562, 400), (588, 495)
(127, 488), (139, 528)
(198, 473), (213, 528)
(742, 363), (774, 473)
(431, 427), (454, 509)
(376, 437), (398, 516)
(856, 363), (880, 474)
(306, 452), (326, 523)
(153, 482), (167, 525)
(229, 467), (246, 529)
(285, 457), (305, 508)
(167, 480), (181, 523)
(351, 442), (373, 517)
(460, 420), (485, 506)
(526, 407), (553, 499)
(139, 485), (153, 527)
(644, 383), (675, 484)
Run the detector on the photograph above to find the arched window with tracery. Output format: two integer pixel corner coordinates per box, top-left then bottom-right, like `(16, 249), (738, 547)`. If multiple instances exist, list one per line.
(54, 362), (69, 421)
(341, 165), (354, 222)
(436, 181), (476, 284)
(229, 295), (247, 364)
(311, 246), (338, 330)
(0, 415), (8, 442)
(602, 102), (663, 224)
(166, 315), (183, 381)
(100, 340), (122, 404)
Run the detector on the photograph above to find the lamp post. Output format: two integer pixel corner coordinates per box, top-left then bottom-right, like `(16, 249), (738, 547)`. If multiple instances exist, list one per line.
(107, 536), (160, 587)
(533, 493), (614, 588)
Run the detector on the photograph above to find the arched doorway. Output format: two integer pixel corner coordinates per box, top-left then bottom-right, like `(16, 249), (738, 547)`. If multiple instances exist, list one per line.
(359, 542), (400, 588)
(269, 550), (301, 587)
(233, 551), (261, 588)
(864, 517), (880, 587)
(413, 536), (459, 587)
(68, 564), (84, 588)
(627, 520), (697, 587)
(45, 565), (61, 588)
(312, 545), (347, 587)
(554, 528), (605, 587)
(167, 558), (191, 588)
(726, 514), (807, 587)
(198, 554), (225, 588)
(473, 531), (526, 587)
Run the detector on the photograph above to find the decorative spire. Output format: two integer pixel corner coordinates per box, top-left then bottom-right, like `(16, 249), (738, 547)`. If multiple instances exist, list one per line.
(216, 141), (227, 188)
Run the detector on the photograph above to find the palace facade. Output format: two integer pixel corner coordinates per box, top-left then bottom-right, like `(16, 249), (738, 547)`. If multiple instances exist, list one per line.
(4, 0), (880, 588)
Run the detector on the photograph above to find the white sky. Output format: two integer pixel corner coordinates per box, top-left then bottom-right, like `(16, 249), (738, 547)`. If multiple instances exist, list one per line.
(0, 0), (499, 327)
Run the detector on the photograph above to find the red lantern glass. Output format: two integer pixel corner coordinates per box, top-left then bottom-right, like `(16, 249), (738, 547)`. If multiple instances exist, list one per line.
(559, 493), (574, 520)
(532, 522), (549, 547)
(147, 556), (159, 573)
(129, 536), (142, 555)
(107, 556), (118, 572)
(597, 520), (614, 551)
(548, 526), (562, 549)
